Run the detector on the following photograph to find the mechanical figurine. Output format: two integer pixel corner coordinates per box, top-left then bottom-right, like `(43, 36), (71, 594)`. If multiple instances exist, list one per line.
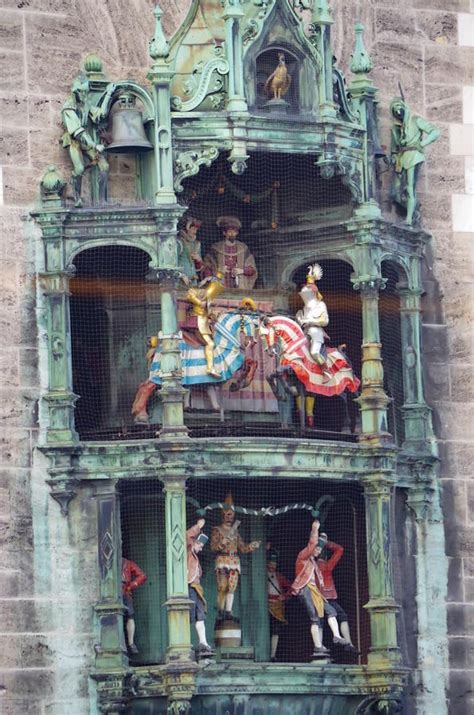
(211, 494), (261, 621)
(121, 557), (147, 656)
(203, 216), (258, 290)
(291, 520), (350, 659)
(187, 519), (215, 657)
(185, 272), (225, 378)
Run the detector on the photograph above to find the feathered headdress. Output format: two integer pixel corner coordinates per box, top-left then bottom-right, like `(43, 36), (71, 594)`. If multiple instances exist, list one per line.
(306, 263), (323, 284)
(305, 263), (323, 299)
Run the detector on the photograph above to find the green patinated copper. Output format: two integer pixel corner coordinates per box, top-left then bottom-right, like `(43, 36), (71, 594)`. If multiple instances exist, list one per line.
(31, 2), (447, 714)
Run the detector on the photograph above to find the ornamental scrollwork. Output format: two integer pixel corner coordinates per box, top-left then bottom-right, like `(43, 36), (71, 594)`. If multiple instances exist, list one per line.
(171, 55), (229, 112)
(339, 157), (364, 204)
(174, 146), (220, 192)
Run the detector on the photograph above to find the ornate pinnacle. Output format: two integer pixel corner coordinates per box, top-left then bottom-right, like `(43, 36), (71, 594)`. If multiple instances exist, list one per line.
(149, 3), (169, 61)
(350, 22), (373, 75)
(311, 0), (332, 24)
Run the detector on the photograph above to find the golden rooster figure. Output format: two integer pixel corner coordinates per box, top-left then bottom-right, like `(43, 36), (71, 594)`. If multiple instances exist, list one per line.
(264, 52), (291, 101)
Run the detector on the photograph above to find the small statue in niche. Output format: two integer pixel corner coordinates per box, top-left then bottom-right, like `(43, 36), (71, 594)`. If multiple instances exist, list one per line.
(203, 216), (258, 290)
(122, 557), (147, 656)
(185, 272), (225, 378)
(296, 264), (332, 382)
(267, 547), (292, 662)
(264, 52), (292, 101)
(61, 74), (116, 207)
(390, 96), (440, 226)
(177, 214), (204, 284)
(291, 520), (350, 659)
(187, 519), (215, 657)
(211, 493), (261, 621)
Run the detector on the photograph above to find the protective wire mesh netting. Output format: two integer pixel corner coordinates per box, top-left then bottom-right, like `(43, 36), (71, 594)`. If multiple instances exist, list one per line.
(70, 152), (404, 442)
(120, 478), (370, 665)
(71, 152), (404, 665)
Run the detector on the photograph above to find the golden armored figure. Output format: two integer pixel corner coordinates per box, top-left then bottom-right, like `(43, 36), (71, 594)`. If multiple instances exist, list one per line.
(264, 52), (291, 101)
(210, 494), (261, 620)
(185, 273), (225, 378)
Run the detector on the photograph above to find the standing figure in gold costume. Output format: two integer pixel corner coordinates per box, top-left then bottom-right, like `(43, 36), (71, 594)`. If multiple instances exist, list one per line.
(264, 52), (291, 100)
(185, 273), (225, 378)
(211, 494), (261, 621)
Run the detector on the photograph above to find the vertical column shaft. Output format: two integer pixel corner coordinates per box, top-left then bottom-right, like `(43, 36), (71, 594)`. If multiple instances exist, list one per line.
(39, 271), (78, 446)
(157, 271), (187, 438)
(353, 277), (391, 443)
(151, 76), (176, 205)
(399, 287), (435, 452)
(94, 482), (127, 670)
(363, 476), (400, 665)
(163, 478), (192, 658)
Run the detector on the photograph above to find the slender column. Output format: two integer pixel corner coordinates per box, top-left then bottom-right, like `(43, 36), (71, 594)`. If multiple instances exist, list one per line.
(349, 23), (382, 218)
(38, 268), (81, 515)
(162, 477), (196, 715)
(148, 4), (177, 205)
(34, 185), (81, 515)
(223, 0), (247, 112)
(38, 269), (79, 446)
(94, 481), (127, 671)
(310, 0), (337, 120)
(156, 270), (188, 438)
(398, 287), (436, 454)
(406, 477), (449, 715)
(363, 476), (401, 666)
(352, 277), (392, 444)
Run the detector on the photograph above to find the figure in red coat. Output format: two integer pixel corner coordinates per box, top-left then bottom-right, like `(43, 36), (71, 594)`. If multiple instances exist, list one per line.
(316, 532), (359, 654)
(187, 518), (215, 657)
(291, 520), (349, 658)
(267, 548), (292, 661)
(122, 558), (147, 655)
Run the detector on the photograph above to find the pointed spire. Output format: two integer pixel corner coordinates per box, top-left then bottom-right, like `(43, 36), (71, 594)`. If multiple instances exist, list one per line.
(149, 3), (169, 61)
(350, 22), (373, 75)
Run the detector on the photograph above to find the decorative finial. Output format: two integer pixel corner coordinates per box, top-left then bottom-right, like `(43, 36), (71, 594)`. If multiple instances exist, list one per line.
(40, 165), (66, 205)
(149, 4), (169, 61)
(350, 22), (373, 75)
(311, 0), (332, 24)
(83, 53), (103, 74)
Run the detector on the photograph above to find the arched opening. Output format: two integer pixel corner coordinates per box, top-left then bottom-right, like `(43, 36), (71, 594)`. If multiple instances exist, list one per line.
(70, 245), (156, 439)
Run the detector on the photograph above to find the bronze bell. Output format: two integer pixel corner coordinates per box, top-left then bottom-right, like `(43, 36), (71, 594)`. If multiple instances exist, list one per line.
(106, 93), (153, 153)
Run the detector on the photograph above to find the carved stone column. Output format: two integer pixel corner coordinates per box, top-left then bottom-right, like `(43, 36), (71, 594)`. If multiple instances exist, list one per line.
(162, 475), (197, 714)
(38, 265), (81, 514)
(38, 268), (78, 446)
(223, 0), (247, 112)
(309, 0), (337, 120)
(352, 277), (392, 443)
(93, 481), (128, 671)
(147, 5), (177, 205)
(349, 23), (382, 218)
(362, 475), (401, 666)
(155, 270), (188, 439)
(406, 466), (449, 715)
(398, 286), (436, 455)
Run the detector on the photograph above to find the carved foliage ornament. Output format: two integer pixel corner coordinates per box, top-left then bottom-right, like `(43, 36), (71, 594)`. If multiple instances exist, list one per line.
(174, 146), (220, 192)
(171, 53), (229, 112)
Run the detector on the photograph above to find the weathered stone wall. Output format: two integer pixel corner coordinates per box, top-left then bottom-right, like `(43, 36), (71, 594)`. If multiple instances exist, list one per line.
(0, 1), (472, 713)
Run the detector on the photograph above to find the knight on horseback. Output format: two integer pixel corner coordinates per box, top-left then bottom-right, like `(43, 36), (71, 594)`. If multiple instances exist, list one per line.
(185, 272), (225, 378)
(296, 264), (332, 382)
